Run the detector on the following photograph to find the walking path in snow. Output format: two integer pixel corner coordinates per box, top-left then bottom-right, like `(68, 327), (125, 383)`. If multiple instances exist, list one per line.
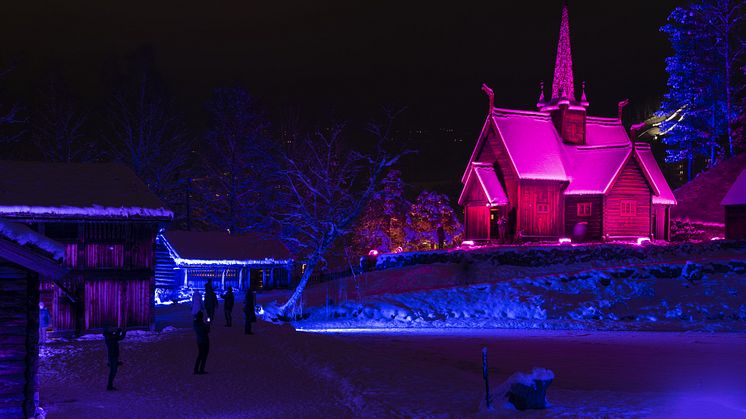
(40, 298), (746, 418)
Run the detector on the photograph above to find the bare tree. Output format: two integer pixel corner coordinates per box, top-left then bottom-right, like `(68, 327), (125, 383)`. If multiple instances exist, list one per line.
(196, 87), (279, 231)
(106, 59), (190, 210)
(271, 111), (407, 319)
(30, 75), (90, 162)
(0, 67), (25, 145)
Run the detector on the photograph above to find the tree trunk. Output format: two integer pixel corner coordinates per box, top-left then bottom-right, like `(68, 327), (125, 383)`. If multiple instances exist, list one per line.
(279, 252), (320, 318)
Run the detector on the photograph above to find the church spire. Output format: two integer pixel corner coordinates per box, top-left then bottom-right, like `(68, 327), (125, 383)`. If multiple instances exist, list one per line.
(550, 2), (575, 102)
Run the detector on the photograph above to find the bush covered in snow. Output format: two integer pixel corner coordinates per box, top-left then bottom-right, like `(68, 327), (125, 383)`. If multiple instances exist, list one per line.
(375, 241), (744, 271)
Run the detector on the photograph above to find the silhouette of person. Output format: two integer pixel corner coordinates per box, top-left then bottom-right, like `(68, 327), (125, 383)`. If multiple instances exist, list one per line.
(193, 311), (211, 374)
(223, 287), (235, 327)
(204, 282), (218, 322)
(103, 326), (126, 390)
(191, 289), (204, 319)
(243, 290), (256, 335)
(39, 302), (51, 345)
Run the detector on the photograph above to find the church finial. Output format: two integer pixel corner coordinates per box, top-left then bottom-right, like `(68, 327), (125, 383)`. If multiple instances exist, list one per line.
(618, 98), (630, 120)
(551, 2), (575, 102)
(536, 81), (546, 109)
(580, 81), (589, 107)
(481, 83), (494, 113)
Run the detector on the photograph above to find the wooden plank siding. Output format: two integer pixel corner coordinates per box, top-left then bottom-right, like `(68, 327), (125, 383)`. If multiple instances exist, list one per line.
(464, 205), (490, 240)
(0, 264), (39, 417)
(604, 158), (653, 238)
(564, 195), (604, 241)
(38, 221), (160, 333)
(725, 205), (746, 240)
(517, 180), (564, 238)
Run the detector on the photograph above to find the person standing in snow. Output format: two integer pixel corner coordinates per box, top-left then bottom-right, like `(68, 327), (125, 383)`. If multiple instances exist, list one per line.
(39, 302), (51, 345)
(222, 287), (235, 327)
(191, 289), (204, 319)
(498, 215), (507, 244)
(243, 290), (256, 335)
(193, 311), (210, 375)
(437, 224), (445, 250)
(103, 326), (126, 390)
(204, 282), (218, 322)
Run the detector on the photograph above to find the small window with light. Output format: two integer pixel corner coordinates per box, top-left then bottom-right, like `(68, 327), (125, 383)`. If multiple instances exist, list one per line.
(577, 202), (592, 217)
(536, 203), (550, 214)
(620, 200), (637, 217)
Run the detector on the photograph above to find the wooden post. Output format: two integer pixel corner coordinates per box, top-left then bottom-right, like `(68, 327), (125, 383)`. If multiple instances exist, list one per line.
(482, 347), (491, 410)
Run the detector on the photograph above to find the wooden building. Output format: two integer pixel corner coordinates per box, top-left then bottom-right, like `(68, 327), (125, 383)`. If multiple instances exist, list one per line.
(0, 219), (65, 417)
(721, 169), (746, 240)
(459, 4), (676, 242)
(0, 161), (172, 334)
(156, 230), (293, 291)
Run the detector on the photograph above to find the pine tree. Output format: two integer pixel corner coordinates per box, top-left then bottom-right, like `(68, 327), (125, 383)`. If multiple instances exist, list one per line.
(658, 1), (745, 180)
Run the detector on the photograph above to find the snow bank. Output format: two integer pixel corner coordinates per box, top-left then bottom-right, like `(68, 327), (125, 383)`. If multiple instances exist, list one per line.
(294, 259), (746, 332)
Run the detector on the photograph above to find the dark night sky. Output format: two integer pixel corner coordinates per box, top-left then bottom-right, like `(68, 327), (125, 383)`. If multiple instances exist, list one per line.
(0, 0), (679, 194)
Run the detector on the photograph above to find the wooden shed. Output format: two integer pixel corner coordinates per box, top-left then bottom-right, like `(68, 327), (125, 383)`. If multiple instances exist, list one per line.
(721, 169), (746, 240)
(156, 230), (293, 291)
(0, 161), (172, 335)
(0, 219), (65, 417)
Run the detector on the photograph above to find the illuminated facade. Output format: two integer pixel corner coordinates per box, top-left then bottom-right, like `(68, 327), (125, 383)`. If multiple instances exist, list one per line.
(459, 4), (676, 242)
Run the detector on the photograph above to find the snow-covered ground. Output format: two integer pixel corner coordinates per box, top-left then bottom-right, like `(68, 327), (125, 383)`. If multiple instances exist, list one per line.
(39, 298), (746, 417)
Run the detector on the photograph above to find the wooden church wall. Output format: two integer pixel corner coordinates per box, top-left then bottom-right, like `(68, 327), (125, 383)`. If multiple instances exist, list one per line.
(564, 195), (604, 241)
(517, 180), (563, 238)
(464, 205), (490, 240)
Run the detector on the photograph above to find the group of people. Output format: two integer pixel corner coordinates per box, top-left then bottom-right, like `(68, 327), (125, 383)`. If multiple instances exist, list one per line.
(191, 283), (257, 375)
(97, 283), (258, 390)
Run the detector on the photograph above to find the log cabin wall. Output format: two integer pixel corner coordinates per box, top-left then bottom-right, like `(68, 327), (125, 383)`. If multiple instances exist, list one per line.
(564, 195), (603, 241)
(37, 220), (160, 332)
(517, 180), (564, 238)
(0, 264), (39, 417)
(604, 158), (652, 238)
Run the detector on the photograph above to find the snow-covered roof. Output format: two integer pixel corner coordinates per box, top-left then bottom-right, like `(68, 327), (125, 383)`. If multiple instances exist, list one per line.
(634, 144), (677, 205)
(0, 161), (173, 220)
(721, 169), (746, 206)
(564, 146), (631, 195)
(161, 230), (292, 267)
(458, 164), (509, 206)
(461, 108), (675, 203)
(0, 218), (65, 261)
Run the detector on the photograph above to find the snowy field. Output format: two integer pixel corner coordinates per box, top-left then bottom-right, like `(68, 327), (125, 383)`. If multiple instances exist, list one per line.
(39, 297), (746, 418)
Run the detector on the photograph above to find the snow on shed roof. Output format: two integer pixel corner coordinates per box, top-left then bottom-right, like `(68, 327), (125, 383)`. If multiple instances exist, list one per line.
(491, 109), (568, 181)
(0, 218), (65, 261)
(0, 161), (173, 220)
(635, 145), (677, 205)
(721, 169), (746, 206)
(162, 230), (291, 265)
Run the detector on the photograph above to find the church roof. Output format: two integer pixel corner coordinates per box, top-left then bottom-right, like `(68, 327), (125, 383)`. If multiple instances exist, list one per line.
(462, 108), (675, 203)
(458, 164), (509, 206)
